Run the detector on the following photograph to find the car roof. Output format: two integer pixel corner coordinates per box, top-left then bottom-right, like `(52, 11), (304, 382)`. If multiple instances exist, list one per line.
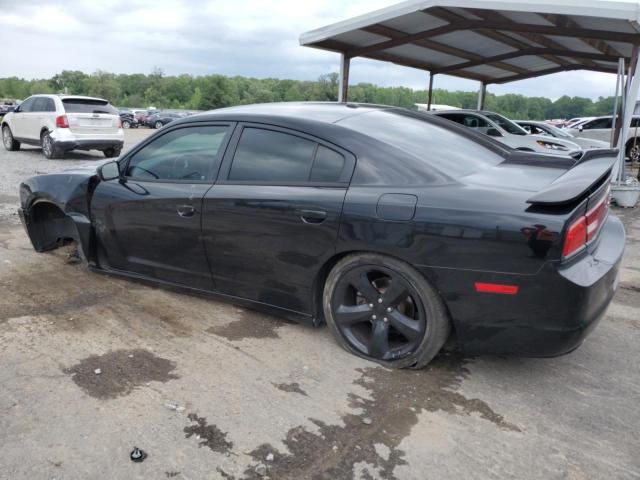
(192, 102), (393, 125)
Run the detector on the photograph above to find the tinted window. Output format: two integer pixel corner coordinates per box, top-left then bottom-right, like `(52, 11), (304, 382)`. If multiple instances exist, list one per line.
(62, 99), (118, 115)
(18, 97), (36, 112)
(229, 128), (316, 182)
(310, 146), (345, 182)
(339, 110), (503, 177)
(484, 113), (527, 135)
(583, 117), (612, 129)
(631, 117), (640, 128)
(126, 125), (228, 181)
(32, 97), (47, 112)
(44, 98), (56, 112)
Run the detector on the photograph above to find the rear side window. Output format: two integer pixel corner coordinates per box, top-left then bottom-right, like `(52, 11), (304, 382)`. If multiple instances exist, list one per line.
(125, 125), (229, 181)
(62, 99), (118, 115)
(228, 128), (347, 184)
(339, 110), (503, 178)
(311, 145), (345, 182)
(229, 128), (315, 182)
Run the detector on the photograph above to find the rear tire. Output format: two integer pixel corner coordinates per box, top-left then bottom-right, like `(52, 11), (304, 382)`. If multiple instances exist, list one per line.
(154, 121), (163, 129)
(103, 147), (122, 158)
(2, 125), (20, 151)
(323, 253), (451, 369)
(122, 120), (131, 129)
(41, 131), (61, 159)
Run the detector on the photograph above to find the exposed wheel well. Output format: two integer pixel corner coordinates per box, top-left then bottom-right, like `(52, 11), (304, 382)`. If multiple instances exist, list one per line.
(40, 127), (49, 140)
(312, 250), (456, 337)
(27, 201), (77, 252)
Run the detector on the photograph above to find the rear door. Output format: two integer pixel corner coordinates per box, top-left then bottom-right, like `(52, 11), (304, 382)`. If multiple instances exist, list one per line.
(62, 98), (120, 135)
(201, 124), (354, 314)
(91, 123), (234, 289)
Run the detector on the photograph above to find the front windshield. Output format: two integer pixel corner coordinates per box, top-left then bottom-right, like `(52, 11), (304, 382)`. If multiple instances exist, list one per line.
(485, 113), (528, 136)
(545, 124), (574, 138)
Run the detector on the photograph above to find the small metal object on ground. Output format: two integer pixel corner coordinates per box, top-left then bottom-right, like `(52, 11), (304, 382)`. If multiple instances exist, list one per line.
(130, 447), (147, 463)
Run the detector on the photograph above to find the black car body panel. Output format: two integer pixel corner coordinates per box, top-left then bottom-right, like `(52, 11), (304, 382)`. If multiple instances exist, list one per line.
(17, 103), (625, 356)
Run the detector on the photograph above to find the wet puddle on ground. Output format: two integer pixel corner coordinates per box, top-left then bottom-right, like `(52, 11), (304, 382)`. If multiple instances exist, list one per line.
(64, 348), (179, 399)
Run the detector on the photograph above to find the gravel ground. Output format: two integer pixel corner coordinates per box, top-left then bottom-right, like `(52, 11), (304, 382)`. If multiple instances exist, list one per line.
(0, 131), (639, 479)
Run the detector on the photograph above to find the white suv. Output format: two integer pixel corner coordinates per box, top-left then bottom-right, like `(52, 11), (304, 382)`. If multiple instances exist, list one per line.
(1, 94), (124, 159)
(569, 115), (640, 162)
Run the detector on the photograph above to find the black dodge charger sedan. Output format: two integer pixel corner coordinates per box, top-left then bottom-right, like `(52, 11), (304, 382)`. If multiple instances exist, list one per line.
(17, 103), (624, 369)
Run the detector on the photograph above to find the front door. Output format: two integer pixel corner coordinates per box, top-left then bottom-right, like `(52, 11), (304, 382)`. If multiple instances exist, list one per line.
(10, 96), (37, 139)
(91, 123), (233, 290)
(201, 124), (354, 314)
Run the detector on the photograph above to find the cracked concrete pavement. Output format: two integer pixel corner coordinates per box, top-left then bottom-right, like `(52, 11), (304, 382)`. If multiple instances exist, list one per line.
(0, 130), (639, 479)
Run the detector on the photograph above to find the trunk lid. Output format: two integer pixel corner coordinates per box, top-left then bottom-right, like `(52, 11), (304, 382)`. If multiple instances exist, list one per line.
(62, 98), (120, 134)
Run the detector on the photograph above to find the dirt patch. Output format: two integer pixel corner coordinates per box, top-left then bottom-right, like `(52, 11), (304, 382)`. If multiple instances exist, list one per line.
(64, 349), (178, 399)
(184, 413), (233, 454)
(206, 309), (291, 341)
(242, 350), (520, 480)
(614, 284), (640, 307)
(273, 382), (308, 396)
(0, 247), (193, 336)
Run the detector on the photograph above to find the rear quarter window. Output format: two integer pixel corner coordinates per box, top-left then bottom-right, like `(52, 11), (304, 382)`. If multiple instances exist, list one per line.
(62, 99), (118, 115)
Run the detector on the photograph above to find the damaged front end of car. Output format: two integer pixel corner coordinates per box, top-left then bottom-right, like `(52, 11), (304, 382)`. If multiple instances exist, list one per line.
(18, 165), (102, 264)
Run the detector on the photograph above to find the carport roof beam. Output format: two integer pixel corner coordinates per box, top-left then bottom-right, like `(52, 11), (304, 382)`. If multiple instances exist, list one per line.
(300, 0), (640, 92)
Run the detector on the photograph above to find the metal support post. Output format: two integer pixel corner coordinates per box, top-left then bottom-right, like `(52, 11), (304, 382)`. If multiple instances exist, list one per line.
(338, 53), (350, 103)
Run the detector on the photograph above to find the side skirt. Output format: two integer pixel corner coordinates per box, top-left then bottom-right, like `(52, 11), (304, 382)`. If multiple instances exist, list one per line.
(88, 265), (316, 326)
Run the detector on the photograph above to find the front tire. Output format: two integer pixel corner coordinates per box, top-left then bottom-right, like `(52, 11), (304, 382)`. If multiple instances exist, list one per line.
(323, 253), (451, 369)
(122, 120), (131, 129)
(41, 131), (61, 159)
(154, 121), (163, 129)
(2, 125), (20, 151)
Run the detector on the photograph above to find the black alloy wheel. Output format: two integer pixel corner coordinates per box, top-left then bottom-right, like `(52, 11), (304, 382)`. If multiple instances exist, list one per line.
(324, 253), (450, 369)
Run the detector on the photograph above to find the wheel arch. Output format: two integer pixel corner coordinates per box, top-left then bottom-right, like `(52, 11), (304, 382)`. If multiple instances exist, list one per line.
(24, 199), (92, 261)
(311, 249), (457, 337)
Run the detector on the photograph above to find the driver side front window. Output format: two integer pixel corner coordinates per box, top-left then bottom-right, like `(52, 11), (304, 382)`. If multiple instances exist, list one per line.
(125, 125), (229, 181)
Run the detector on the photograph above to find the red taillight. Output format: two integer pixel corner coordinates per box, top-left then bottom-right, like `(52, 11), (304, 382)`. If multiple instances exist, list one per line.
(585, 190), (609, 242)
(562, 217), (587, 258)
(55, 115), (69, 128)
(562, 187), (609, 259)
(474, 282), (519, 295)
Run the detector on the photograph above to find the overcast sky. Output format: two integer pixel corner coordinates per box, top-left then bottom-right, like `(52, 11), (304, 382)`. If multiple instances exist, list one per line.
(0, 0), (629, 100)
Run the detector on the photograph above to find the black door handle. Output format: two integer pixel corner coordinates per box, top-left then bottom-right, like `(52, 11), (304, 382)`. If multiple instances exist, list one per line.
(177, 205), (196, 217)
(299, 209), (327, 224)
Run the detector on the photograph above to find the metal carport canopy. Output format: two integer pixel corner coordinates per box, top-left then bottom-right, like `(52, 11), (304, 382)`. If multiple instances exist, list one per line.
(299, 0), (640, 103)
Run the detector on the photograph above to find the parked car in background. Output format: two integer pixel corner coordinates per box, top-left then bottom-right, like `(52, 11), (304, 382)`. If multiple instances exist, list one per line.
(516, 120), (609, 150)
(130, 109), (150, 125)
(1, 94), (124, 159)
(145, 111), (184, 129)
(119, 110), (139, 129)
(565, 117), (596, 130)
(569, 115), (640, 162)
(430, 110), (582, 156)
(17, 103), (623, 369)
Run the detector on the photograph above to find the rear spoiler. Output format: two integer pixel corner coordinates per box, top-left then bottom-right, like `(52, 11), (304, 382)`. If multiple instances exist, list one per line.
(526, 149), (618, 206)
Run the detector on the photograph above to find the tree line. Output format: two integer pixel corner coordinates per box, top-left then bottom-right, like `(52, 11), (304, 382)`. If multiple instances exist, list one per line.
(0, 69), (618, 120)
